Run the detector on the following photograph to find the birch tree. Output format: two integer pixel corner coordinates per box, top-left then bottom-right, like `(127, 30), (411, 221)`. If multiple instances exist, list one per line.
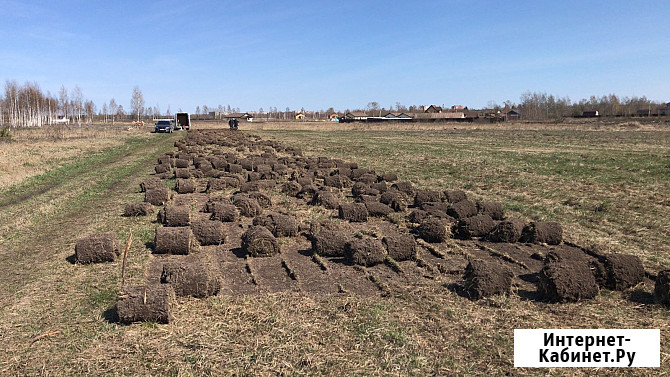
(130, 86), (145, 121)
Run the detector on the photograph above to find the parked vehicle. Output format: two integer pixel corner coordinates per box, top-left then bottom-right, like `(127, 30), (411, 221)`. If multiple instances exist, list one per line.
(174, 112), (191, 131)
(154, 119), (173, 133)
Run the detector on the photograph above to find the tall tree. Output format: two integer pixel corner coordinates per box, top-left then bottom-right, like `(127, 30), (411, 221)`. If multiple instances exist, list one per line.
(130, 86), (145, 121)
(109, 98), (118, 124)
(58, 85), (69, 119)
(71, 86), (83, 125)
(102, 103), (108, 123)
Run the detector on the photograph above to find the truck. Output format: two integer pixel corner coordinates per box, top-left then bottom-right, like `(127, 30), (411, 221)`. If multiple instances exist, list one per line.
(174, 112), (191, 131)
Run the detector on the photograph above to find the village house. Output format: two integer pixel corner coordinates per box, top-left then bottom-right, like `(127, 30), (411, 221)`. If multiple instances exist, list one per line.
(345, 111), (368, 121)
(384, 112), (413, 119)
(225, 112), (254, 122)
(506, 110), (521, 120)
(424, 105), (443, 113)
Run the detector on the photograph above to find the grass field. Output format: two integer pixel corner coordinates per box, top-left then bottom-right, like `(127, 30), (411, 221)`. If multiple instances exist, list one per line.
(0, 121), (668, 376)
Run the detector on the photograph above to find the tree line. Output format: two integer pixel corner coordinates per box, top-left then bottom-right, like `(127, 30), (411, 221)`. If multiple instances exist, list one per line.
(1, 79), (667, 127)
(493, 91), (665, 120)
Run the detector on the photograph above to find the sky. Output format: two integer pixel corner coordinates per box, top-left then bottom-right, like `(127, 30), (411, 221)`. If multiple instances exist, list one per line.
(1, 0), (669, 113)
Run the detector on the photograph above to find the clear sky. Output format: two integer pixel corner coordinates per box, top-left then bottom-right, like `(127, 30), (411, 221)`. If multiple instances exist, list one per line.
(1, 0), (668, 113)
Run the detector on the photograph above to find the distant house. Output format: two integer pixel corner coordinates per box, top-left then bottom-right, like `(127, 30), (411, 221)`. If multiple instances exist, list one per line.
(226, 112), (253, 122)
(464, 110), (480, 119)
(328, 113), (340, 121)
(430, 112), (465, 119)
(636, 108), (654, 117)
(209, 111), (224, 120)
(295, 112), (305, 120)
(384, 112), (413, 119)
(345, 112), (368, 120)
(424, 105), (443, 113)
(506, 110), (521, 120)
(660, 103), (670, 116)
(53, 116), (70, 124)
(450, 105), (465, 111)
(582, 110), (599, 117)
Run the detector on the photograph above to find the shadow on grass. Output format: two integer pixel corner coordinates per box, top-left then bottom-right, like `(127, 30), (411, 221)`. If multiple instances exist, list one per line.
(445, 282), (473, 300)
(626, 289), (656, 305)
(65, 254), (77, 264)
(230, 247), (246, 259)
(102, 305), (119, 324)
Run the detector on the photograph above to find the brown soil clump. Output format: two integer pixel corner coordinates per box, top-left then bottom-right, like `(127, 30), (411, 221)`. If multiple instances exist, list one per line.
(233, 196), (263, 217)
(159, 205), (191, 227)
(596, 254), (645, 290)
(207, 177), (238, 191)
(391, 181), (414, 196)
(154, 227), (194, 255)
(365, 202), (393, 217)
(175, 168), (191, 179)
(380, 191), (407, 212)
(338, 203), (368, 222)
(346, 237), (387, 267)
(417, 218), (447, 243)
(75, 233), (120, 264)
(209, 202), (237, 222)
(538, 260), (599, 302)
(453, 215), (496, 239)
(248, 192), (272, 208)
(175, 178), (196, 194)
(140, 176), (163, 192)
(382, 232), (417, 261)
(414, 190), (443, 206)
(487, 218), (525, 243)
(444, 189), (467, 203)
(421, 202), (452, 219)
(379, 173), (398, 182)
(154, 164), (171, 174)
(175, 158), (189, 168)
(311, 191), (340, 209)
(145, 187), (170, 206)
(281, 181), (301, 197)
(310, 227), (351, 257)
(351, 182), (377, 197)
(160, 259), (220, 297)
(520, 222), (563, 245)
(252, 212), (298, 237)
(123, 202), (154, 217)
(191, 219), (226, 246)
(242, 225), (280, 257)
(463, 259), (513, 299)
(477, 201), (505, 220)
(117, 285), (174, 324)
(447, 199), (478, 219)
(323, 175), (346, 189)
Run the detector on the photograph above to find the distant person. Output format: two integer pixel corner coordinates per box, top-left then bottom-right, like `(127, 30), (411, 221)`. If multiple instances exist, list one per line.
(229, 118), (238, 130)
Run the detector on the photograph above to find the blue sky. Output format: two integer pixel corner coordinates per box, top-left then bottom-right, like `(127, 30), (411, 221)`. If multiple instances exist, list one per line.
(1, 0), (669, 113)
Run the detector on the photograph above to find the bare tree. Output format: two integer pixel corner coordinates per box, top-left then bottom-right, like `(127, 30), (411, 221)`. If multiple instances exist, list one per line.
(84, 100), (96, 124)
(117, 105), (126, 120)
(130, 86), (145, 122)
(102, 102), (108, 123)
(71, 86), (83, 125)
(109, 98), (118, 124)
(58, 85), (69, 120)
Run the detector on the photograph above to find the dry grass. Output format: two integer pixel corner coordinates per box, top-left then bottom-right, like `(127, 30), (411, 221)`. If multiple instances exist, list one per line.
(0, 124), (154, 189)
(0, 123), (669, 376)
